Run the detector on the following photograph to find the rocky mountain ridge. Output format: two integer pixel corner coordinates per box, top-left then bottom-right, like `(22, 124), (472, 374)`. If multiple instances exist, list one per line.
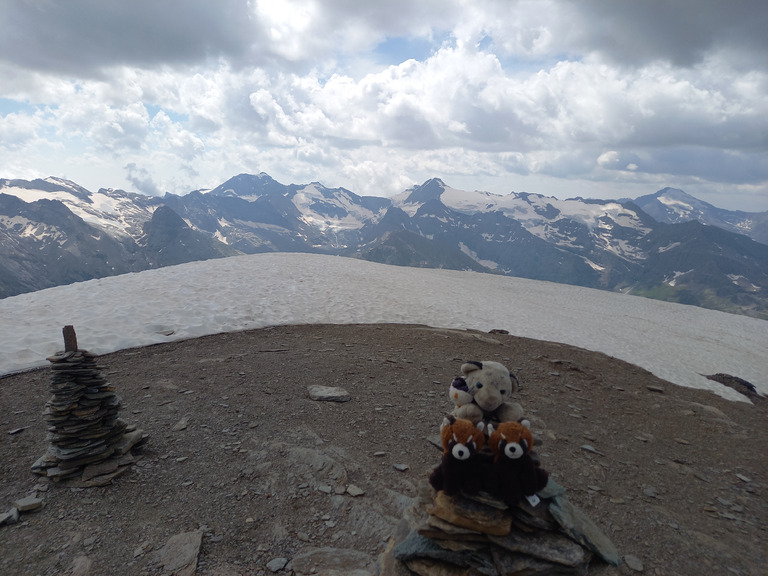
(1, 174), (766, 318)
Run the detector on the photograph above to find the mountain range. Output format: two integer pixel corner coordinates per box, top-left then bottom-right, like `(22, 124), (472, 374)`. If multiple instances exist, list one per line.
(1, 174), (766, 319)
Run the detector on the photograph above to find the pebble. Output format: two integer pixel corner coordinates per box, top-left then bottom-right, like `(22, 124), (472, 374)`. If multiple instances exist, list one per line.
(643, 487), (658, 498)
(624, 554), (644, 572)
(580, 444), (604, 456)
(266, 557), (288, 572)
(172, 416), (189, 431)
(393, 463), (409, 472)
(346, 485), (365, 497)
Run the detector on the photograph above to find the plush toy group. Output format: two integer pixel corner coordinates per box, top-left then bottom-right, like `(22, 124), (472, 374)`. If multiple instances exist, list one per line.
(429, 360), (549, 506)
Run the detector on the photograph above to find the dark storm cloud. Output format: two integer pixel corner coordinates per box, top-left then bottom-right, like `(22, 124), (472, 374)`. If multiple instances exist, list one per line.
(0, 0), (255, 74)
(565, 0), (768, 69)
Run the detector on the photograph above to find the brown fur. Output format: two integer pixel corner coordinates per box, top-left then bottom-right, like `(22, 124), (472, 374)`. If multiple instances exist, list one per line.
(440, 418), (485, 455)
(488, 421), (533, 462)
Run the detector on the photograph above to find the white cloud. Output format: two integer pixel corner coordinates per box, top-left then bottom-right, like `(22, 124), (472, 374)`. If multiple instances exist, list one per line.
(0, 0), (766, 210)
(0, 111), (42, 150)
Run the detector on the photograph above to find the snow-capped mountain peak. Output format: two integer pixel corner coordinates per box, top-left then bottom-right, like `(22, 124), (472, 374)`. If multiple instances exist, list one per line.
(1, 174), (766, 319)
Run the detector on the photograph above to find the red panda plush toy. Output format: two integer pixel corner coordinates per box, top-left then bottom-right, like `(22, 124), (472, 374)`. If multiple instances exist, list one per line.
(487, 421), (549, 506)
(429, 417), (486, 495)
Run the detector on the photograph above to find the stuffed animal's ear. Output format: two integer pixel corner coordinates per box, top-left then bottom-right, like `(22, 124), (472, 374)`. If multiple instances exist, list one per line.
(486, 423), (495, 436)
(461, 361), (483, 375)
(509, 372), (520, 393)
(521, 427), (534, 453)
(451, 376), (469, 391)
(440, 415), (454, 432)
(476, 421), (486, 434)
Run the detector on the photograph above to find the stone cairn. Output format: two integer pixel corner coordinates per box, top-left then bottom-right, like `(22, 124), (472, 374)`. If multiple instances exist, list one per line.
(387, 436), (621, 574)
(31, 326), (147, 486)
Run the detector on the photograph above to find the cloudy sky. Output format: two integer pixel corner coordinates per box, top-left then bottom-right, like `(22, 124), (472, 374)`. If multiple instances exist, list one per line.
(1, 1), (766, 210)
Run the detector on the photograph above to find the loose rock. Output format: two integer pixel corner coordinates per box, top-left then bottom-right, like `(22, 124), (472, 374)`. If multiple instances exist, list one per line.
(347, 484), (365, 497)
(14, 496), (43, 512)
(266, 557), (289, 572)
(624, 554), (644, 572)
(149, 530), (203, 576)
(307, 385), (351, 402)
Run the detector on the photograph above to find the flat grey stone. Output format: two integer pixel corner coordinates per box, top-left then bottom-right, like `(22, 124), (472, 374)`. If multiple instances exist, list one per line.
(81, 460), (119, 482)
(14, 496), (43, 512)
(394, 530), (496, 573)
(347, 484), (365, 497)
(172, 416), (190, 431)
(625, 554), (644, 572)
(548, 495), (621, 566)
(307, 385), (351, 402)
(266, 557), (288, 572)
(113, 429), (145, 455)
(0, 508), (20, 526)
(149, 530), (203, 576)
(537, 478), (566, 499)
(489, 529), (591, 567)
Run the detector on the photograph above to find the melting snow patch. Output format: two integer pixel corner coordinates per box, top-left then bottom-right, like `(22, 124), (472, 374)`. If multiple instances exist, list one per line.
(728, 274), (760, 292)
(458, 243), (498, 269)
(666, 270), (693, 287)
(658, 242), (681, 253)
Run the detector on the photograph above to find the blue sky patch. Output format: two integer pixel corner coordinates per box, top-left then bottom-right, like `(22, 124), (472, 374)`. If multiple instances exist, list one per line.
(0, 98), (36, 116)
(373, 35), (441, 65)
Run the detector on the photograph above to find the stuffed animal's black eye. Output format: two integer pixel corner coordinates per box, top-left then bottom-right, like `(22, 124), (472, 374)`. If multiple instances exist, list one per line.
(500, 389), (507, 395)
(476, 383), (483, 389)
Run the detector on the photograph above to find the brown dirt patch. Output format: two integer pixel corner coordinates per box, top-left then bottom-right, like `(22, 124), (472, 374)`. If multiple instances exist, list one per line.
(1, 323), (766, 575)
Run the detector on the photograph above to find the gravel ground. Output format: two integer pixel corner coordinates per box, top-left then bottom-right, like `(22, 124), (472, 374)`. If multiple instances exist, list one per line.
(1, 323), (766, 575)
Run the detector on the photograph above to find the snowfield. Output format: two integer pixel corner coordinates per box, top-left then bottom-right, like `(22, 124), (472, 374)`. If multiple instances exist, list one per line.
(1, 253), (765, 402)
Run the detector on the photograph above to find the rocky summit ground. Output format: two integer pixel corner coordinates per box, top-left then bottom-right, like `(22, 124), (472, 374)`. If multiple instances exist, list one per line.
(1, 323), (766, 576)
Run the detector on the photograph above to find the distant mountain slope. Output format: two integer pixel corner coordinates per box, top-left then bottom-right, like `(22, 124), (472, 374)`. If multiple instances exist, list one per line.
(634, 187), (768, 245)
(1, 175), (766, 319)
(0, 193), (146, 298)
(138, 205), (239, 267)
(633, 220), (768, 315)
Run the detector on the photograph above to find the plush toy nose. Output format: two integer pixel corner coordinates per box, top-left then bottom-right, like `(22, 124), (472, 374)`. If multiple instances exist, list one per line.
(451, 443), (471, 461)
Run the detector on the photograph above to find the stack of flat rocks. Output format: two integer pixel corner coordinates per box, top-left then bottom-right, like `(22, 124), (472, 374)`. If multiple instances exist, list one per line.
(389, 480), (621, 575)
(31, 347), (146, 485)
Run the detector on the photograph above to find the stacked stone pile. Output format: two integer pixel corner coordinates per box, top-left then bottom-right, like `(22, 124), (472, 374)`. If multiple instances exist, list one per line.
(31, 326), (146, 485)
(391, 479), (620, 575)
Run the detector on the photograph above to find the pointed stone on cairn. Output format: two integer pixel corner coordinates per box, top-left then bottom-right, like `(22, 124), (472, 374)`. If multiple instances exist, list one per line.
(31, 326), (148, 485)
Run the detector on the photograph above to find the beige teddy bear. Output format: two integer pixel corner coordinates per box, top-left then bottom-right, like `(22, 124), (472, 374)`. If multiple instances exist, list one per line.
(450, 361), (525, 426)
